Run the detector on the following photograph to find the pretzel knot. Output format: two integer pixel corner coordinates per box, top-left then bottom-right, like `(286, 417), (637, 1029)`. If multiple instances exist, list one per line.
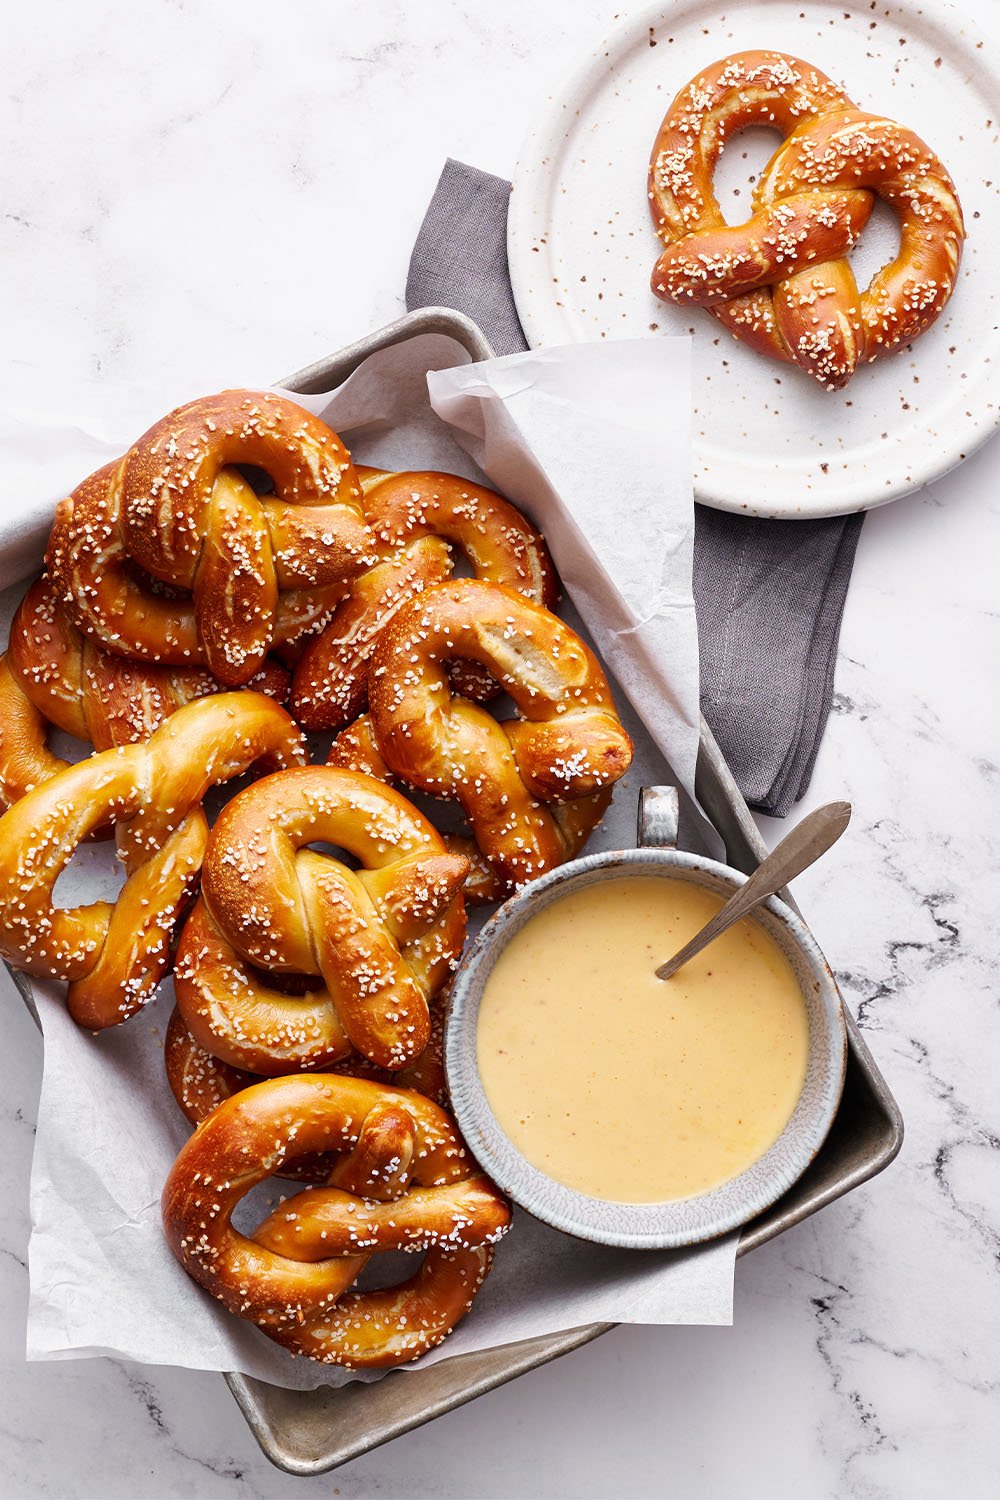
(649, 51), (965, 388)
(174, 766), (469, 1075)
(332, 578), (633, 895)
(47, 390), (371, 685)
(0, 693), (305, 1029)
(0, 575), (289, 812)
(162, 1074), (511, 1368)
(290, 466), (556, 730)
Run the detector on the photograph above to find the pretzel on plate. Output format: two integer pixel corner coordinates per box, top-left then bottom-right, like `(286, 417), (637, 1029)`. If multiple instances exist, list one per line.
(0, 692), (305, 1028)
(46, 390), (372, 684)
(290, 467), (556, 729)
(0, 575), (288, 812)
(648, 51), (965, 386)
(162, 1073), (511, 1368)
(330, 579), (632, 895)
(173, 766), (468, 1074)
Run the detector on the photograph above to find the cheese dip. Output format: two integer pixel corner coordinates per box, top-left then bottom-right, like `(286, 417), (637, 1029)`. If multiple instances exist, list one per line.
(476, 875), (809, 1203)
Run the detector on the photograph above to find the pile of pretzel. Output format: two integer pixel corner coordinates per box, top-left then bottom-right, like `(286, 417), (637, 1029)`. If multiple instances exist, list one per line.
(0, 388), (634, 1368)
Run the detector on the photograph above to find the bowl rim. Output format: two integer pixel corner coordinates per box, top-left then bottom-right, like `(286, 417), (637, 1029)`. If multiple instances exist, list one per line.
(444, 846), (849, 1249)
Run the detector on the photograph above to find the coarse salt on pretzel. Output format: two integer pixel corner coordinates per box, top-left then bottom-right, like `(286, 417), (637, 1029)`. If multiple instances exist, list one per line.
(166, 998), (449, 1120)
(333, 578), (632, 896)
(0, 575), (288, 812)
(164, 997), (450, 1183)
(649, 51), (964, 387)
(46, 390), (372, 685)
(328, 709), (613, 904)
(755, 108), (964, 377)
(164, 1011), (340, 1183)
(289, 466), (556, 729)
(173, 766), (468, 1075)
(161, 1073), (511, 1368)
(0, 692), (305, 1028)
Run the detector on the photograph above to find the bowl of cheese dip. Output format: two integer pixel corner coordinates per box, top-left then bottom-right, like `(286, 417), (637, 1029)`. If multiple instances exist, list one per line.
(444, 787), (847, 1248)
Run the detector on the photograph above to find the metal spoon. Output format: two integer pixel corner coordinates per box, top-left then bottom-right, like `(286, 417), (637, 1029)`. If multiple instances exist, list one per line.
(655, 801), (852, 981)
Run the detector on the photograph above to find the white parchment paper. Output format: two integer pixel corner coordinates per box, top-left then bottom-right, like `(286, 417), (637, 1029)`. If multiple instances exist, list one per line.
(2, 331), (737, 1390)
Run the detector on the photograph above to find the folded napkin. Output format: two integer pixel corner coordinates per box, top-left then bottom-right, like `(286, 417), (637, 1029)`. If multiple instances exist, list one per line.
(406, 160), (864, 815)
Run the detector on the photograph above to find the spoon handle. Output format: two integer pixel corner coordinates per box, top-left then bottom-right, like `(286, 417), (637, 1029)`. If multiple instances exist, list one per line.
(655, 801), (851, 981)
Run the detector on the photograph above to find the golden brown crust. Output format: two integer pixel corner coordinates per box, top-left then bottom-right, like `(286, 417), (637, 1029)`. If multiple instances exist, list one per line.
(0, 692), (306, 1028)
(174, 766), (468, 1073)
(648, 51), (964, 387)
(0, 655), (72, 811)
(290, 467), (556, 730)
(328, 712), (613, 904)
(337, 578), (632, 896)
(46, 390), (371, 684)
(164, 989), (450, 1173)
(161, 1073), (511, 1368)
(0, 575), (290, 814)
(327, 709), (395, 780)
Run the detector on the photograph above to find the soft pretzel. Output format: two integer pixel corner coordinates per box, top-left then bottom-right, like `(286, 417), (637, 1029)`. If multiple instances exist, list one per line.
(290, 467), (556, 729)
(0, 575), (288, 812)
(46, 390), (371, 684)
(164, 996), (449, 1185)
(0, 692), (305, 1028)
(328, 710), (612, 903)
(162, 1073), (511, 1368)
(165, 1011), (339, 1183)
(649, 51), (964, 386)
(173, 766), (468, 1074)
(166, 998), (447, 1122)
(330, 579), (632, 895)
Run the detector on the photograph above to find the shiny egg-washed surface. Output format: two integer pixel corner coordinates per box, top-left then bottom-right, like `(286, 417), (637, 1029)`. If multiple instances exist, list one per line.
(649, 51), (965, 388)
(161, 1074), (511, 1368)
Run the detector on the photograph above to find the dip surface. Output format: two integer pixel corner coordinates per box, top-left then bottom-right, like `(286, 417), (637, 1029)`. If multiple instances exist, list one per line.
(476, 875), (809, 1203)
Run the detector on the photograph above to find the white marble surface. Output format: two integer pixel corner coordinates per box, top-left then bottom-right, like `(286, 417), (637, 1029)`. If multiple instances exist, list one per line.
(1, 2), (998, 1496)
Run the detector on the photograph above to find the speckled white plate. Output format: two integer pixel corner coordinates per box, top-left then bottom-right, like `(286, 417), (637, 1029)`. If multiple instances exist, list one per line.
(508, 0), (1000, 516)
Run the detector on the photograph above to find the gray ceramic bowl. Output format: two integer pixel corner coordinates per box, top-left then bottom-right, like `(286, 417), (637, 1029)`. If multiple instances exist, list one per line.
(444, 787), (848, 1249)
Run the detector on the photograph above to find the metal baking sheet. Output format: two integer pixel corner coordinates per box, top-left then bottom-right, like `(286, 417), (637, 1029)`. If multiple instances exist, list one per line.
(7, 305), (903, 1475)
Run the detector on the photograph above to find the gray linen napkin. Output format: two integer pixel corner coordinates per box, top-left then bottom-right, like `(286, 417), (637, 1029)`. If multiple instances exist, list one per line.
(406, 159), (863, 815)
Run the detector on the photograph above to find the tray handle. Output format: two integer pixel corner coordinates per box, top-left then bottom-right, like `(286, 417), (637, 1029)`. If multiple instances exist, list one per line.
(637, 785), (679, 850)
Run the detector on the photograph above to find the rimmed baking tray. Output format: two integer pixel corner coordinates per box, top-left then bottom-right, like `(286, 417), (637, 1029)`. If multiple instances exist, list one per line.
(8, 305), (903, 1474)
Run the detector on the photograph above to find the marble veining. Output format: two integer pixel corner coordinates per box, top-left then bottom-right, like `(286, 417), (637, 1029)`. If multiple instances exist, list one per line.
(1, 1), (998, 1495)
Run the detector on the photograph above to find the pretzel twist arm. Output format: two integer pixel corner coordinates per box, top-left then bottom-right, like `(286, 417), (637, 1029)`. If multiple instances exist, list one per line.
(0, 692), (305, 1028)
(651, 189), (870, 305)
(0, 656), (71, 810)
